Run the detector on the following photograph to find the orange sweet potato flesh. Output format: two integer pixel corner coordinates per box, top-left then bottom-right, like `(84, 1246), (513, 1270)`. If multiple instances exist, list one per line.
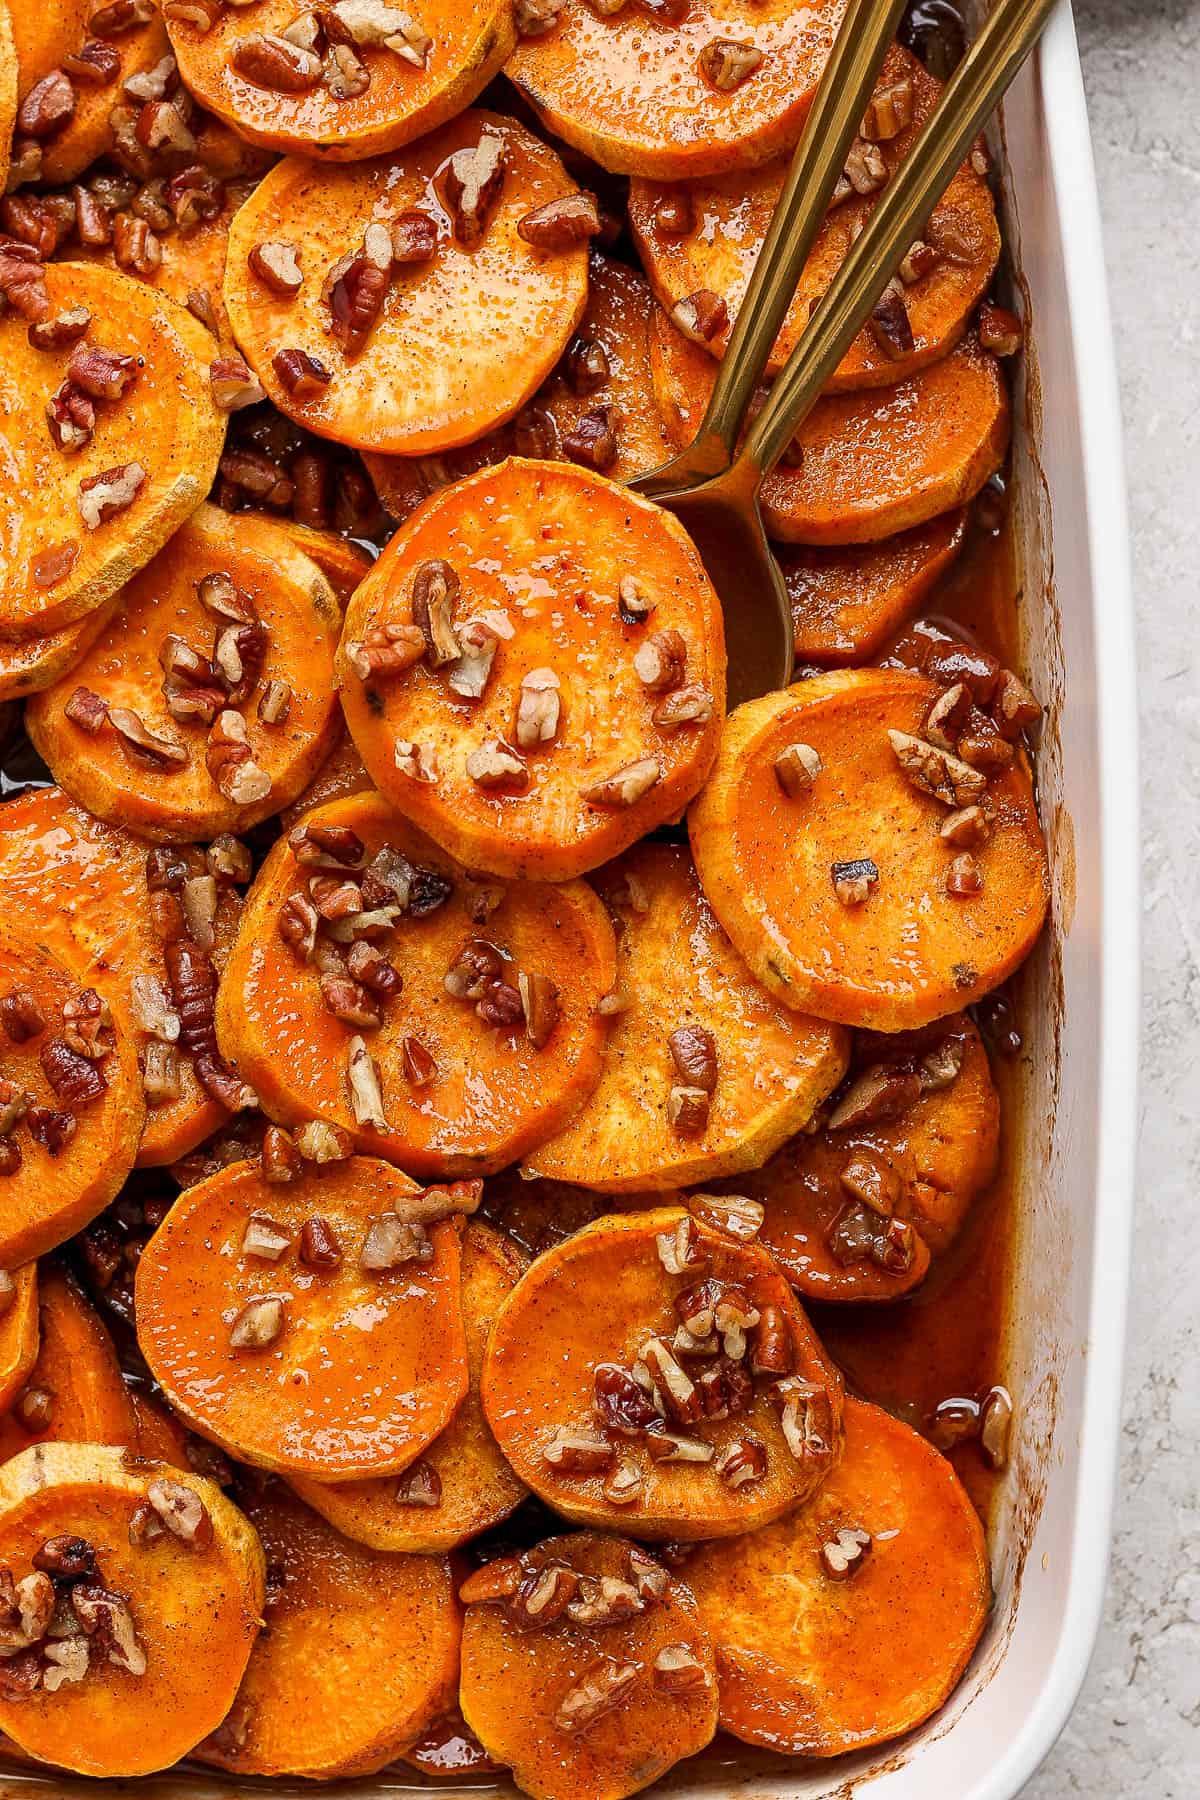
(135, 1155), (469, 1481)
(366, 256), (674, 521)
(338, 459), (726, 881)
(0, 1443), (265, 1778)
(274, 520), (374, 607)
(0, 784), (237, 1167)
(27, 503), (343, 843)
(508, 0), (845, 180)
(0, 4), (13, 198)
(526, 845), (847, 1190)
(167, 0), (515, 161)
(0, 265), (224, 636)
(0, 1265), (37, 1417)
(0, 929), (144, 1267)
(0, 603), (115, 703)
(218, 793), (616, 1175)
(652, 319), (1010, 545)
(12, 5), (171, 185)
(786, 511), (968, 666)
(689, 669), (1049, 1030)
(0, 1266), (141, 1465)
(290, 1221), (526, 1551)
(223, 113), (588, 455)
(481, 1207), (844, 1541)
(724, 1014), (999, 1302)
(629, 46), (998, 388)
(197, 1482), (461, 1778)
(685, 1397), (991, 1756)
(460, 1531), (718, 1800)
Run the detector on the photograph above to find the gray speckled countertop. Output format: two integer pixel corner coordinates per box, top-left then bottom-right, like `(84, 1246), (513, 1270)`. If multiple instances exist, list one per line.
(1021, 1), (1199, 1793)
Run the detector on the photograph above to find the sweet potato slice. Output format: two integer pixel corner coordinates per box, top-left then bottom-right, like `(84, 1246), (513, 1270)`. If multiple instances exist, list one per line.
(27, 502), (342, 842)
(0, 1266), (37, 1418)
(689, 669), (1049, 1030)
(630, 46), (998, 388)
(277, 727), (375, 829)
(0, 783), (249, 1167)
(366, 256), (674, 522)
(0, 1442), (265, 1778)
(167, 0), (514, 162)
(216, 793), (617, 1174)
(685, 1397), (991, 1755)
(460, 1530), (718, 1800)
(786, 511), (967, 666)
(0, 264), (224, 636)
(223, 112), (588, 455)
(526, 845), (847, 1190)
(135, 1154), (469, 1481)
(0, 3), (15, 199)
(481, 1207), (843, 1541)
(508, 0), (844, 180)
(338, 459), (725, 881)
(401, 1707), (501, 1777)
(0, 927), (144, 1267)
(652, 320), (1009, 545)
(11, 4), (171, 186)
(290, 1221), (526, 1551)
(196, 1482), (460, 1778)
(0, 603), (115, 702)
(725, 1013), (999, 1301)
(275, 519), (373, 606)
(0, 1266), (139, 1466)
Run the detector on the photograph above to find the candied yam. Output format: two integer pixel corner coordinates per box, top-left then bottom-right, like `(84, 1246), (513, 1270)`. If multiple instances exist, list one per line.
(460, 1531), (718, 1800)
(223, 112), (589, 455)
(290, 1221), (526, 1550)
(134, 1154), (469, 1481)
(0, 1265), (37, 1417)
(338, 459), (725, 881)
(629, 46), (999, 388)
(0, 265), (223, 636)
(0, 602), (115, 702)
(481, 1207), (844, 1541)
(785, 511), (967, 666)
(685, 1398), (990, 1755)
(366, 256), (673, 521)
(508, 0), (845, 180)
(688, 669), (1049, 1030)
(215, 793), (617, 1176)
(197, 1483), (460, 1778)
(725, 1013), (998, 1301)
(167, 0), (515, 162)
(27, 503), (342, 842)
(274, 519), (373, 605)
(0, 928), (144, 1267)
(277, 727), (375, 830)
(652, 320), (1010, 545)
(526, 845), (847, 1191)
(0, 1443), (264, 1778)
(0, 1266), (139, 1465)
(12, 5), (171, 186)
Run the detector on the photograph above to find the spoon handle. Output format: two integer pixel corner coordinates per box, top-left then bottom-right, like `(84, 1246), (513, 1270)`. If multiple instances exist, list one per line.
(740, 0), (1061, 483)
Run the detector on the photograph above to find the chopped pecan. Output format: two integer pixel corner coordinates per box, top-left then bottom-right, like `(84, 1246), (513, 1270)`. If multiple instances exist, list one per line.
(295, 1119), (353, 1163)
(441, 132), (506, 247)
(261, 1125), (302, 1184)
(869, 281), (914, 360)
(653, 683), (712, 728)
(583, 757), (660, 808)
(978, 301), (1023, 357)
(514, 0), (564, 32)
(844, 136), (887, 196)
(28, 305), (91, 351)
(555, 1660), (639, 1733)
(633, 628), (686, 692)
(390, 208), (438, 263)
(328, 225), (393, 356)
(361, 1212), (431, 1269)
(566, 1574), (644, 1624)
(0, 240), (50, 321)
(515, 666), (561, 748)
(77, 461), (147, 529)
(26, 1109), (76, 1156)
(344, 622), (426, 680)
(668, 1023), (717, 1093)
(992, 667), (1041, 738)
(411, 557), (460, 665)
(46, 381), (96, 454)
(321, 973), (380, 1029)
(821, 1525), (872, 1579)
(478, 980), (523, 1029)
(32, 1535), (95, 1579)
(142, 1042), (182, 1102)
(273, 346), (332, 398)
(714, 1437), (768, 1490)
(466, 738), (529, 791)
(671, 289), (727, 345)
(617, 574), (654, 624)
(241, 1212), (293, 1261)
(197, 570), (257, 626)
(146, 1478), (213, 1548)
(562, 403), (619, 471)
(299, 1215), (342, 1268)
(862, 75), (913, 142)
(542, 1428), (614, 1474)
(249, 238), (304, 296)
(213, 618), (269, 704)
(229, 1295), (285, 1351)
(1, 989), (46, 1044)
(71, 1584), (146, 1676)
(257, 679), (292, 725)
(130, 972), (181, 1042)
(831, 857), (879, 907)
(231, 34), (323, 91)
(899, 238), (942, 284)
(324, 42), (371, 100)
(827, 1060), (920, 1131)
(518, 192), (601, 251)
(565, 333), (609, 396)
(395, 1462), (442, 1507)
(594, 1363), (660, 1435)
(518, 971), (559, 1049)
(112, 212), (161, 276)
(774, 1377), (834, 1466)
(209, 356), (267, 412)
(90, 0), (157, 31)
(110, 706), (188, 770)
(402, 1034), (437, 1086)
(18, 72), (76, 142)
(946, 851), (983, 896)
(206, 711), (272, 805)
(667, 1085), (709, 1134)
(447, 619), (500, 700)
(697, 38), (762, 92)
(840, 1149), (898, 1217)
(163, 938), (219, 1060)
(64, 685), (109, 734)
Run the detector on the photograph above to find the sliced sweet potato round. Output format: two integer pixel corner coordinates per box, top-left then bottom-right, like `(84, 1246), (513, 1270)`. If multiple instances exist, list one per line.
(223, 112), (589, 455)
(0, 3), (15, 199)
(27, 502), (342, 842)
(689, 669), (1049, 1030)
(196, 1482), (460, 1778)
(526, 845), (847, 1191)
(785, 511), (967, 666)
(135, 1155), (470, 1481)
(0, 264), (224, 636)
(461, 1530), (717, 1800)
(0, 927), (144, 1268)
(12, 4), (171, 187)
(401, 1706), (500, 1776)
(167, 0), (515, 162)
(366, 255), (674, 522)
(0, 1442), (265, 1778)
(0, 1266), (37, 1418)
(274, 519), (373, 605)
(724, 1013), (999, 1301)
(0, 1266), (139, 1466)
(481, 1207), (843, 1542)
(651, 320), (1009, 545)
(290, 1220), (526, 1551)
(216, 792), (617, 1174)
(685, 1397), (991, 1755)
(338, 459), (725, 881)
(629, 46), (999, 388)
(508, 0), (844, 181)
(0, 603), (115, 702)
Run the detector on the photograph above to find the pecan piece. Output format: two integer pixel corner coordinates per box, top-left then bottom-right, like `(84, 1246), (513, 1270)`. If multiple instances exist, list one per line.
(441, 132), (506, 247)
(820, 1525), (872, 1580)
(411, 557), (460, 665)
(517, 192), (601, 251)
(18, 72), (76, 142)
(466, 738), (529, 791)
(110, 706), (188, 770)
(390, 208), (438, 263)
(633, 628), (686, 692)
(0, 990), (43, 1045)
(565, 334), (609, 396)
(697, 38), (762, 93)
(272, 346), (332, 399)
(28, 305), (91, 351)
(831, 857), (879, 906)
(229, 1295), (285, 1351)
(206, 711), (272, 806)
(888, 729), (988, 807)
(582, 757), (659, 808)
(561, 403), (619, 471)
(249, 238), (303, 297)
(77, 462), (147, 529)
(46, 381), (96, 454)
(515, 666), (561, 748)
(670, 289), (727, 345)
(209, 356), (266, 412)
(231, 34), (323, 92)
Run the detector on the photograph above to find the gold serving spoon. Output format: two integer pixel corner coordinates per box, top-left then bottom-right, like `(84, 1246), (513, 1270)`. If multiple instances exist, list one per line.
(633, 0), (1062, 708)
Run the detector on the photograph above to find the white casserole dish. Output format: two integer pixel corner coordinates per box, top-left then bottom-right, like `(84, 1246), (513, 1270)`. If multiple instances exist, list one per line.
(0, 4), (1137, 1796)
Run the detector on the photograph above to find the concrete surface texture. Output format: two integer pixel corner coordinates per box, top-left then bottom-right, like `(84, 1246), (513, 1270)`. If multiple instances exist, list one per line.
(1021, 1), (1200, 1794)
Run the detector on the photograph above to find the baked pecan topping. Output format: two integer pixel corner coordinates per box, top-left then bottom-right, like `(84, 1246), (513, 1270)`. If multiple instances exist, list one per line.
(862, 75), (914, 141)
(542, 1428), (614, 1474)
(109, 707), (188, 771)
(668, 1023), (717, 1093)
(273, 346), (332, 399)
(518, 971), (559, 1049)
(209, 357), (267, 412)
(90, 0), (156, 32)
(448, 619), (500, 700)
(555, 1659), (640, 1733)
(345, 622), (426, 679)
(653, 190), (695, 235)
(714, 1437), (768, 1490)
(827, 1060), (921, 1130)
(653, 684), (713, 728)
(0, 241), (50, 322)
(112, 213), (161, 276)
(946, 851), (983, 896)
(583, 757), (660, 808)
(978, 301), (1023, 357)
(402, 1034), (437, 1086)
(697, 38), (762, 92)
(299, 1215), (342, 1269)
(670, 289), (727, 346)
(18, 73), (76, 142)
(46, 381), (96, 455)
(229, 1295), (285, 1351)
(562, 403), (619, 471)
(77, 462), (147, 530)
(869, 281), (914, 360)
(515, 667), (561, 748)
(249, 239), (303, 296)
(514, 0), (564, 34)
(146, 1479), (213, 1548)
(595, 1363), (660, 1435)
(441, 132), (507, 247)
(242, 1212), (293, 1261)
(295, 1119), (354, 1163)
(466, 739), (529, 791)
(261, 1125), (302, 1184)
(206, 711), (272, 805)
(517, 192), (601, 251)
(361, 1212), (432, 1269)
(26, 1108), (76, 1156)
(231, 34), (323, 92)
(328, 223), (393, 356)
(28, 306), (91, 351)
(634, 628), (686, 692)
(411, 558), (461, 665)
(395, 1461), (442, 1507)
(565, 334), (610, 396)
(831, 857), (879, 907)
(391, 208), (438, 263)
